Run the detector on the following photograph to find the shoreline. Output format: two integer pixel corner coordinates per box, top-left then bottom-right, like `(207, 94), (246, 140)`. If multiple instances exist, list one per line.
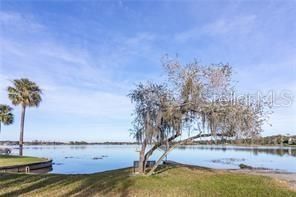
(0, 155), (52, 173)
(1, 162), (294, 195)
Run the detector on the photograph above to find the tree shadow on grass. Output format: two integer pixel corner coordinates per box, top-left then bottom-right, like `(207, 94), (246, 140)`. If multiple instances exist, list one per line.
(64, 167), (134, 196)
(0, 168), (137, 196)
(0, 174), (64, 196)
(149, 163), (214, 177)
(0, 174), (40, 189)
(163, 162), (214, 172)
(150, 164), (176, 175)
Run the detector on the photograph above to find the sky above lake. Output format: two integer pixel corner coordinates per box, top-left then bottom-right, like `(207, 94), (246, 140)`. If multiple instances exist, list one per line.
(0, 0), (295, 142)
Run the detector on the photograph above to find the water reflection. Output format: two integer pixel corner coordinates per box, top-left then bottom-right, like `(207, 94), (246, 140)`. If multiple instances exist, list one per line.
(176, 145), (296, 157)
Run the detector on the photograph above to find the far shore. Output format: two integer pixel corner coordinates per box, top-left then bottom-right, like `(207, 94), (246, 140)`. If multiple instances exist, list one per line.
(1, 142), (296, 148)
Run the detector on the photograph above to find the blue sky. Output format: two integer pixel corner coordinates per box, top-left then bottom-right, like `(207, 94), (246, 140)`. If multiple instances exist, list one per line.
(0, 0), (295, 142)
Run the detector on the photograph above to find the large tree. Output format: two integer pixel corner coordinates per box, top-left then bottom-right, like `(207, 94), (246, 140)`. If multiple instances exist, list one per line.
(0, 104), (14, 134)
(7, 78), (42, 156)
(129, 58), (270, 175)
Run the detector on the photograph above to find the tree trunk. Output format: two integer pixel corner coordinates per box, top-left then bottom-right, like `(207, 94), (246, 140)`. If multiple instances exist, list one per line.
(143, 133), (181, 169)
(138, 139), (147, 174)
(147, 143), (179, 176)
(19, 105), (26, 156)
(146, 132), (217, 176)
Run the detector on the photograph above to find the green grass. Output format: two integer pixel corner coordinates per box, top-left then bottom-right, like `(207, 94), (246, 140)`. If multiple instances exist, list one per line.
(0, 166), (295, 196)
(0, 155), (47, 167)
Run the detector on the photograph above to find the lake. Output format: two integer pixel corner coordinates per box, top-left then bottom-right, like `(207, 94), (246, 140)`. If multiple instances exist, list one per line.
(9, 145), (296, 174)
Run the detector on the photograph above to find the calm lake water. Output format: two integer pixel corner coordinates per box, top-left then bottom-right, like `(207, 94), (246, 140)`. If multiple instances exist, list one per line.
(9, 145), (296, 174)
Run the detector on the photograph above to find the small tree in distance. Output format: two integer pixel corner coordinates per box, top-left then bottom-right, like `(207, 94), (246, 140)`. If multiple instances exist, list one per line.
(129, 57), (271, 175)
(0, 104), (14, 134)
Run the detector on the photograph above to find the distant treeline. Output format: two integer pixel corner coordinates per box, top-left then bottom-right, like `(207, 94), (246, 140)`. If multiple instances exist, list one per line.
(68, 141), (138, 145)
(189, 135), (296, 146)
(0, 135), (295, 146)
(0, 140), (138, 145)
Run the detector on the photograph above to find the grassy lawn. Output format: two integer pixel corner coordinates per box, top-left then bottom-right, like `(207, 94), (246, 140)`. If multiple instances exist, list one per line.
(0, 166), (295, 197)
(0, 155), (47, 167)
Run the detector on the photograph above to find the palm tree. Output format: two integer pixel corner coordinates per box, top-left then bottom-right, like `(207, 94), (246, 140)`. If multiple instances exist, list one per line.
(7, 79), (42, 156)
(0, 104), (14, 134)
